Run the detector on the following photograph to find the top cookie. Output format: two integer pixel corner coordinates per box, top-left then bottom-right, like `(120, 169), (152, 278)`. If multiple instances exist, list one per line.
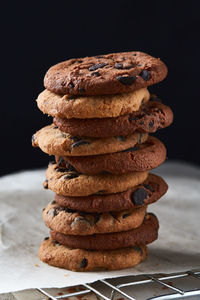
(44, 52), (167, 96)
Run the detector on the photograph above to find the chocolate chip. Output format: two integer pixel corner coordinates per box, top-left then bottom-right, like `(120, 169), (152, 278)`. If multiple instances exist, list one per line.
(80, 258), (88, 268)
(69, 82), (74, 89)
(139, 121), (144, 125)
(131, 188), (148, 206)
(65, 161), (78, 172)
(53, 209), (59, 217)
(94, 214), (101, 224)
(63, 173), (79, 180)
(71, 139), (90, 149)
(133, 245), (143, 255)
(44, 237), (49, 240)
(43, 180), (48, 189)
(51, 200), (56, 204)
(53, 126), (58, 129)
(57, 157), (64, 166)
(91, 71), (101, 76)
(71, 217), (92, 227)
(122, 213), (130, 219)
(115, 136), (126, 141)
(89, 63), (107, 71)
(56, 167), (67, 173)
(140, 70), (150, 81)
(109, 212), (118, 219)
(78, 87), (85, 93)
(122, 146), (139, 152)
(149, 120), (154, 128)
(114, 63), (123, 69)
(77, 60), (83, 63)
(143, 184), (153, 192)
(65, 208), (76, 213)
(49, 160), (56, 165)
(116, 75), (136, 85)
(54, 240), (61, 246)
(42, 208), (45, 212)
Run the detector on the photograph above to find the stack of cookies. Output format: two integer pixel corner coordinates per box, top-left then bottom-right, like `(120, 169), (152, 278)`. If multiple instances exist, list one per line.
(32, 51), (173, 271)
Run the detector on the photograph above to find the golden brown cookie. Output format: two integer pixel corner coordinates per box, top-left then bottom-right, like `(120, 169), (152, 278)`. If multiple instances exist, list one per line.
(45, 163), (148, 196)
(54, 98), (173, 137)
(39, 238), (148, 271)
(44, 51), (167, 95)
(54, 174), (168, 212)
(56, 136), (166, 175)
(43, 203), (146, 235)
(37, 88), (149, 119)
(32, 124), (148, 156)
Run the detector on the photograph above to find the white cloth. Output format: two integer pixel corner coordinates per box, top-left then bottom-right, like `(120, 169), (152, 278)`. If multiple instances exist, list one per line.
(0, 161), (200, 293)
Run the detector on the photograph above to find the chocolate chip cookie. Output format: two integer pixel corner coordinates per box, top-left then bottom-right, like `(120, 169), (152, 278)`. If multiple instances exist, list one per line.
(43, 203), (146, 235)
(54, 98), (173, 137)
(32, 124), (148, 156)
(39, 238), (148, 271)
(45, 163), (148, 196)
(37, 88), (149, 119)
(44, 51), (167, 95)
(56, 136), (166, 175)
(54, 174), (168, 212)
(50, 213), (158, 250)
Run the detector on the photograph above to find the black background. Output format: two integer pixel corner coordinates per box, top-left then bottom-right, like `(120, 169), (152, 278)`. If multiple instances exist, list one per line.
(1, 1), (200, 176)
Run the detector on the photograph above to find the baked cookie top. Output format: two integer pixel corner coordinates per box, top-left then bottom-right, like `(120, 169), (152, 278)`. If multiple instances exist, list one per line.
(45, 163), (148, 196)
(44, 51), (167, 95)
(32, 124), (148, 156)
(43, 202), (146, 235)
(36, 87), (149, 119)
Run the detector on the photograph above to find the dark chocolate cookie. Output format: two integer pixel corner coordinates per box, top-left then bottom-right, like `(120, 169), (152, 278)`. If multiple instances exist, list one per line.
(55, 174), (168, 212)
(44, 52), (167, 95)
(50, 213), (159, 250)
(54, 99), (173, 138)
(56, 136), (166, 175)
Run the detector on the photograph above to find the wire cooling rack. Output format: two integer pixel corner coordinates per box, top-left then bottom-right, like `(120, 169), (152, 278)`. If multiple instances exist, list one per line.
(37, 269), (200, 300)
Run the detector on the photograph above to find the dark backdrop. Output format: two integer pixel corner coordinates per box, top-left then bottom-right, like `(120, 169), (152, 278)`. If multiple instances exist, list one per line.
(1, 1), (200, 176)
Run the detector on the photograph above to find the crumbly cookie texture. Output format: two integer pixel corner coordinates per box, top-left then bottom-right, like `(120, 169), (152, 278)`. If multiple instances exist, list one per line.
(55, 174), (168, 213)
(37, 88), (149, 119)
(44, 51), (167, 96)
(57, 136), (166, 175)
(43, 203), (146, 235)
(50, 213), (159, 250)
(54, 97), (173, 137)
(39, 238), (148, 271)
(45, 163), (149, 196)
(32, 124), (148, 156)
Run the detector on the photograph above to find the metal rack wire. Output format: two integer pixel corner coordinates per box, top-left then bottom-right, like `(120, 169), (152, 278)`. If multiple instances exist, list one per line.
(37, 269), (200, 300)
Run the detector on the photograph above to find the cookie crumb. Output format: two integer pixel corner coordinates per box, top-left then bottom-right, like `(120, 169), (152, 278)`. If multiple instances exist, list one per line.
(35, 264), (39, 267)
